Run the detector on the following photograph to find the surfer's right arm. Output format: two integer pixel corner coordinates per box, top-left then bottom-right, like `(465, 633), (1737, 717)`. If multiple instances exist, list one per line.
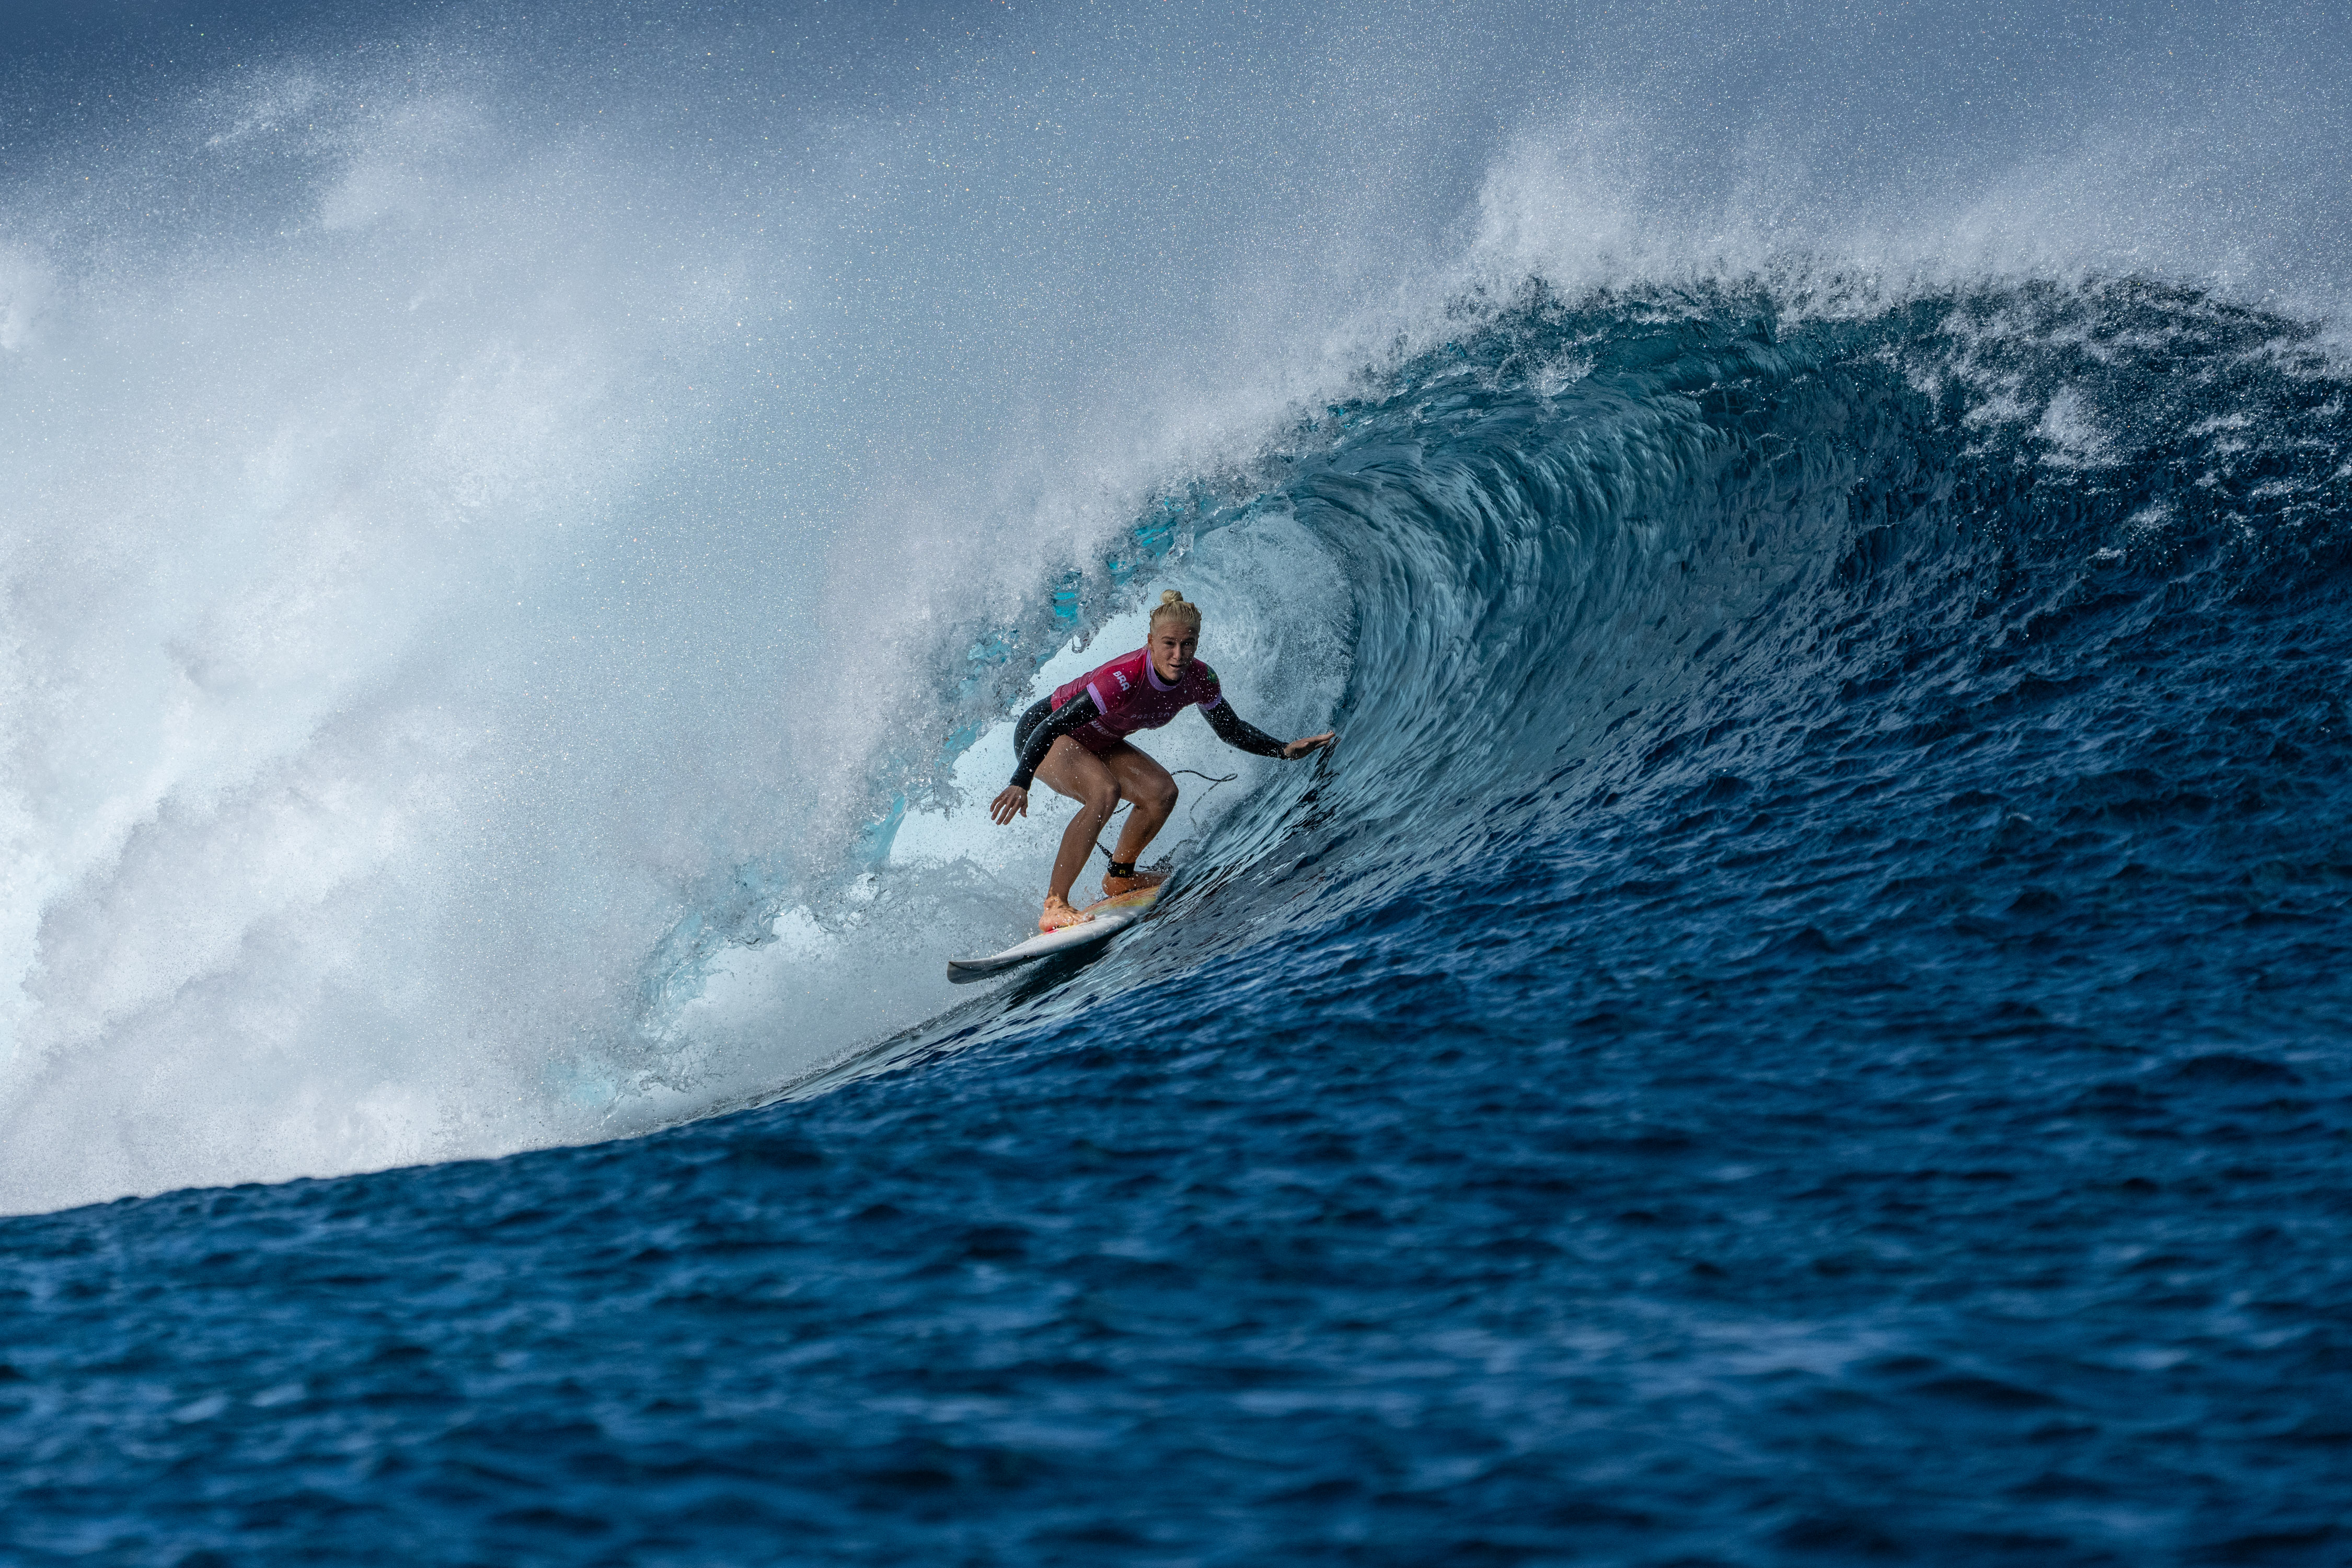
(989, 692), (1102, 825)
(1204, 700), (1336, 762)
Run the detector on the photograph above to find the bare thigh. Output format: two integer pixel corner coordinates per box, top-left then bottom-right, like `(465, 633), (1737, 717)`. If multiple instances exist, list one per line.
(1033, 735), (1119, 806)
(1097, 742), (1176, 812)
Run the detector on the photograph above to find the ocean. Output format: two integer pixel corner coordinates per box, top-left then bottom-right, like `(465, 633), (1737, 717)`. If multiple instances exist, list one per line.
(5, 2), (2350, 1561)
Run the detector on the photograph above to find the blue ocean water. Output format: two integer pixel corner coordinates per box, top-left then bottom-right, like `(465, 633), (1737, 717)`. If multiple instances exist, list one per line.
(14, 274), (2352, 1565)
(7, 3), (2352, 1564)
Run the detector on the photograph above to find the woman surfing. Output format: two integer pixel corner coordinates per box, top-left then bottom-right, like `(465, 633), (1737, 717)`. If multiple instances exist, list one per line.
(990, 591), (1336, 932)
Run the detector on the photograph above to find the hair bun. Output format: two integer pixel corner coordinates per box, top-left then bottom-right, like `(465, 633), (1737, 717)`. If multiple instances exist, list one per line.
(1150, 589), (1204, 632)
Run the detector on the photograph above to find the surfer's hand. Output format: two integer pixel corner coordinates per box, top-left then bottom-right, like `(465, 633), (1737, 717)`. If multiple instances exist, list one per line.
(990, 785), (1030, 825)
(1283, 731), (1337, 760)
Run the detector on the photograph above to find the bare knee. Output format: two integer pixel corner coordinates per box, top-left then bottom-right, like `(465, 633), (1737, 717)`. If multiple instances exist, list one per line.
(1142, 777), (1179, 816)
(1081, 783), (1121, 821)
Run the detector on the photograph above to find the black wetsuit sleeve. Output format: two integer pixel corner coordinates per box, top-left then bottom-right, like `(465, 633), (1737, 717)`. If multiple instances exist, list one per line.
(1009, 691), (1102, 789)
(1204, 699), (1288, 759)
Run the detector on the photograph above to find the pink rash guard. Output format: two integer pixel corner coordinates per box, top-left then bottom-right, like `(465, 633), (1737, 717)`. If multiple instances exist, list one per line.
(1050, 647), (1223, 756)
(1008, 645), (1286, 788)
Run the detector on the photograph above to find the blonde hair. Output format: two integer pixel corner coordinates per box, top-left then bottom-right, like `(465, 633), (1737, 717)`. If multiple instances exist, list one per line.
(1150, 589), (1203, 632)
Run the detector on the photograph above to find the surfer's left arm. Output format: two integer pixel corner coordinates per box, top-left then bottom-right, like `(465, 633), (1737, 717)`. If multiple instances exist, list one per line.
(1204, 700), (1337, 761)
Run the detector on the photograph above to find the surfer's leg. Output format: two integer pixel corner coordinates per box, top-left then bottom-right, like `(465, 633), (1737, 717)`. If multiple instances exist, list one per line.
(1099, 744), (1177, 893)
(1033, 737), (1120, 927)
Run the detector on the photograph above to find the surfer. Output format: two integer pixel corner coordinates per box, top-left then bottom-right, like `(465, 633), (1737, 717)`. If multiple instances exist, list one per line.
(990, 590), (1336, 931)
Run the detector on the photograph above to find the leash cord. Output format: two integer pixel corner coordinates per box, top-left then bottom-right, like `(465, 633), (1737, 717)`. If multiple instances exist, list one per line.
(1092, 769), (1241, 866)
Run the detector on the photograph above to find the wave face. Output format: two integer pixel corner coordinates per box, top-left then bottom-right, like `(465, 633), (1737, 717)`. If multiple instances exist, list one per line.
(7, 1), (2352, 1562)
(1178, 278), (2352, 1045)
(14, 274), (2352, 1567)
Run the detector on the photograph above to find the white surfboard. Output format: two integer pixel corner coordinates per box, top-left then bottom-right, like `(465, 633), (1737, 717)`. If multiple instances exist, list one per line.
(947, 887), (1159, 984)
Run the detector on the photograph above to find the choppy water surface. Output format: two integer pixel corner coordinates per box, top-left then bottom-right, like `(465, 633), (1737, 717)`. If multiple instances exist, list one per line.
(6, 2), (2352, 1563)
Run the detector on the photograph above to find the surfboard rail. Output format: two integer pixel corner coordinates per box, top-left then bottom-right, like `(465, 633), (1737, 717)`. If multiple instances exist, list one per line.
(946, 887), (1158, 983)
